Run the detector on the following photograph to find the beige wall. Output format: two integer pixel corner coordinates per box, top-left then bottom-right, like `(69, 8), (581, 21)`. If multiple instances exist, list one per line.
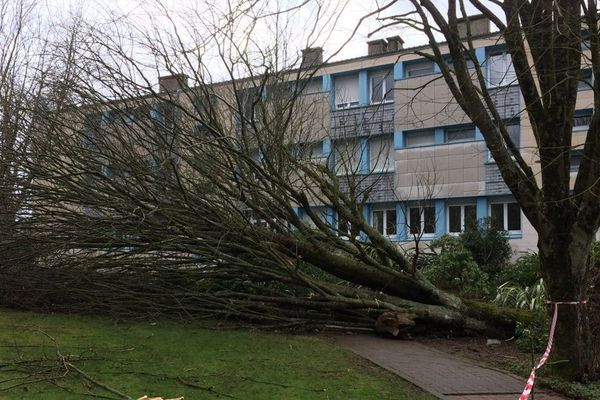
(394, 142), (486, 200)
(395, 74), (471, 130)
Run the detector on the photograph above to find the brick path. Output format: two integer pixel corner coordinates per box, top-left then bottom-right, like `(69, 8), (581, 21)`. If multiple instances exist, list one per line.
(336, 334), (568, 400)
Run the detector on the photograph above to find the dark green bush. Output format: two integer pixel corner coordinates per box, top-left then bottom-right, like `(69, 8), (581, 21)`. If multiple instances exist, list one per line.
(515, 311), (549, 353)
(423, 235), (491, 298)
(460, 218), (512, 275)
(497, 253), (541, 287)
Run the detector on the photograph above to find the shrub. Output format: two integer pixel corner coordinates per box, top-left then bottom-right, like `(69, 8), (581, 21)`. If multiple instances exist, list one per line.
(423, 235), (491, 298)
(494, 279), (548, 352)
(460, 218), (512, 275)
(497, 253), (541, 287)
(514, 313), (549, 353)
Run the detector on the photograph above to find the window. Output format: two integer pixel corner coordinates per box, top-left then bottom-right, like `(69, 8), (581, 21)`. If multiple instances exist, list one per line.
(149, 105), (164, 123)
(293, 141), (325, 160)
(334, 138), (360, 174)
(301, 206), (327, 228)
(369, 135), (393, 172)
(409, 206), (435, 235)
(193, 122), (211, 138)
(488, 123), (520, 162)
(570, 149), (584, 172)
(404, 60), (435, 78)
(372, 208), (397, 236)
(448, 204), (476, 233)
(334, 75), (359, 109)
(445, 126), (476, 143)
(369, 69), (394, 103)
(405, 129), (435, 147)
(490, 202), (521, 232)
(302, 77), (323, 95)
(578, 69), (593, 91)
(239, 87), (262, 122)
(488, 52), (516, 87)
(573, 110), (593, 131)
(310, 141), (324, 159)
(337, 214), (354, 238)
(446, 56), (476, 72)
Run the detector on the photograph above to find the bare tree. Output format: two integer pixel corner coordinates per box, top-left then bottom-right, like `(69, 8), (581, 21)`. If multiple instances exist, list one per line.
(1, 1), (530, 344)
(0, 0), (69, 271)
(373, 0), (600, 380)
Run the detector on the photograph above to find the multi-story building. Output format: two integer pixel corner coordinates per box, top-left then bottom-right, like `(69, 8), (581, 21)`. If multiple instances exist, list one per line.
(266, 14), (592, 254)
(83, 14), (594, 254)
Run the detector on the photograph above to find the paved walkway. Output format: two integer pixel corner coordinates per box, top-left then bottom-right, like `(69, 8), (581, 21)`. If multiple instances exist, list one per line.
(336, 334), (567, 400)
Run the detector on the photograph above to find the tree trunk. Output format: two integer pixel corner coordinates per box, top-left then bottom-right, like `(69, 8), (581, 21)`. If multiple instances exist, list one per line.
(538, 229), (600, 380)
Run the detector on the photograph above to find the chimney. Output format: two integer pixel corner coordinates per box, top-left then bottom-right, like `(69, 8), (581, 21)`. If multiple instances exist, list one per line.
(367, 37), (404, 56)
(385, 36), (404, 52)
(300, 47), (323, 69)
(456, 14), (490, 38)
(367, 39), (387, 56)
(159, 74), (188, 93)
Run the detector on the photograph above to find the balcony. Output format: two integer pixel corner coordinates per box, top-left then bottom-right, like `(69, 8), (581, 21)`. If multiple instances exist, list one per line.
(484, 163), (511, 194)
(338, 171), (395, 203)
(488, 85), (520, 119)
(331, 103), (394, 139)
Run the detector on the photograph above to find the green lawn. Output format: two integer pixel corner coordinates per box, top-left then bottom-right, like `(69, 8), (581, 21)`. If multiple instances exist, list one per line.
(0, 309), (434, 399)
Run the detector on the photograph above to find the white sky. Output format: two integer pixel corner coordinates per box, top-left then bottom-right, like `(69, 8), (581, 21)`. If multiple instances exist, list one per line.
(37, 0), (500, 84)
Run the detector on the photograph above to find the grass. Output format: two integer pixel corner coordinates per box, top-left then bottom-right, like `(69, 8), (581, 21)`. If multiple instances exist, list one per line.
(0, 308), (434, 400)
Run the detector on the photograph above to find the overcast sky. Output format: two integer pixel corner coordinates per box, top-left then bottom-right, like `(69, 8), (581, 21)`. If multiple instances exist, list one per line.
(41, 1), (495, 58)
(35, 0), (500, 85)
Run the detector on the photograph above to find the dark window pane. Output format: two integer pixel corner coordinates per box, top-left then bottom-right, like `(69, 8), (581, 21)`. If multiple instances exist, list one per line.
(424, 207), (436, 234)
(386, 210), (397, 235)
(505, 123), (521, 147)
(491, 203), (505, 231)
(571, 150), (583, 172)
(573, 113), (592, 128)
(578, 69), (593, 91)
(373, 210), (384, 234)
(409, 207), (421, 234)
(449, 206), (462, 233)
(507, 203), (521, 231)
(405, 129), (435, 147)
(446, 127), (476, 143)
(464, 205), (477, 228)
(385, 74), (394, 101)
(338, 215), (351, 236)
(405, 60), (435, 77)
(371, 75), (384, 103)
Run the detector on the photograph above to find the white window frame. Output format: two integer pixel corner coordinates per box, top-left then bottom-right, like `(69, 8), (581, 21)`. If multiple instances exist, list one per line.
(371, 207), (397, 237)
(489, 202), (521, 235)
(369, 70), (394, 104)
(408, 206), (436, 239)
(447, 204), (476, 235)
(334, 74), (359, 110)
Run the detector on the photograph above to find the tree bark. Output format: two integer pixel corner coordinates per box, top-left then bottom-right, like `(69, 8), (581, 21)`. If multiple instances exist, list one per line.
(538, 229), (599, 380)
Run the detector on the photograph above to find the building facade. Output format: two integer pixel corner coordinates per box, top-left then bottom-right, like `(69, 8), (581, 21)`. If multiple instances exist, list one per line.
(284, 15), (594, 254)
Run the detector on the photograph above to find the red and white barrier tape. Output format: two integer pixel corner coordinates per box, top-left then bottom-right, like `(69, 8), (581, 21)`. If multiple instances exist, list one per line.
(519, 300), (587, 400)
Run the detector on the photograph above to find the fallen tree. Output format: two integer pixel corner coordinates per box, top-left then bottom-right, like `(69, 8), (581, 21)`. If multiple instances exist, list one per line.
(0, 0), (531, 341)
